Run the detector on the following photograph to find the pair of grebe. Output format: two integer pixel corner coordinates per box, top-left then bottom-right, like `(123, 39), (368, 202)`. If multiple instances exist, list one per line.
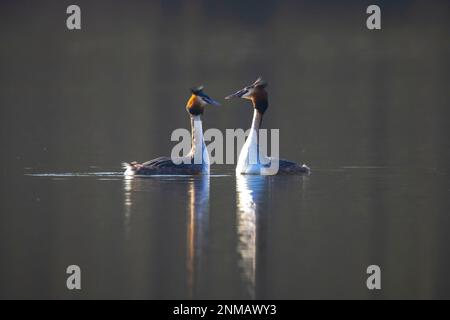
(123, 78), (310, 176)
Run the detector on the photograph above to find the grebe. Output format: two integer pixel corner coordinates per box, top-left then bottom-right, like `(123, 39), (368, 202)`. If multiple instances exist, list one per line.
(225, 77), (310, 175)
(123, 86), (219, 176)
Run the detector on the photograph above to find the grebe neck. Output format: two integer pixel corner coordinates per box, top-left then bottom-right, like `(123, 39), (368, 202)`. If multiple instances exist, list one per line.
(248, 109), (263, 149)
(190, 115), (208, 164)
(250, 109), (263, 132)
(247, 109), (263, 161)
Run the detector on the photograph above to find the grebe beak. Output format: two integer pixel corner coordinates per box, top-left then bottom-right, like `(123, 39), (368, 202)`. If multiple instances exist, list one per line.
(202, 94), (221, 106)
(225, 87), (248, 100)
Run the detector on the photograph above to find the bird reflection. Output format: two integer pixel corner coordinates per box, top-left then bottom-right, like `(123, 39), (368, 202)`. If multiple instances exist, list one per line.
(186, 176), (210, 298)
(123, 176), (134, 238)
(236, 175), (266, 299)
(122, 175), (209, 298)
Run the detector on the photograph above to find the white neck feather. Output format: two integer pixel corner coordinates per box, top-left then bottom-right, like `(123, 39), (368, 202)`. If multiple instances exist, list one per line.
(250, 109), (262, 132)
(236, 110), (263, 174)
(247, 109), (262, 149)
(190, 115), (209, 165)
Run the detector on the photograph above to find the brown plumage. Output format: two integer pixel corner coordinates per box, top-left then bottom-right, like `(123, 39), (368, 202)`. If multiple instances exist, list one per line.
(124, 157), (205, 175)
(186, 94), (204, 116)
(251, 85), (268, 115)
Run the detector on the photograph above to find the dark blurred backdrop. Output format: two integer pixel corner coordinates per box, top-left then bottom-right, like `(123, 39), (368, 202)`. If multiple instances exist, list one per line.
(0, 0), (449, 173)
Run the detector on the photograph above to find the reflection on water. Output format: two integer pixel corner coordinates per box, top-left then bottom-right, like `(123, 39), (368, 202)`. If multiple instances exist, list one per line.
(236, 175), (309, 299)
(236, 175), (265, 299)
(122, 175), (210, 298)
(123, 176), (133, 238)
(186, 176), (210, 298)
(1, 168), (449, 299)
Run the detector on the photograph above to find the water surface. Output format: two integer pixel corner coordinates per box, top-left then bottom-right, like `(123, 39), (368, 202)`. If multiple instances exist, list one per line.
(0, 166), (448, 299)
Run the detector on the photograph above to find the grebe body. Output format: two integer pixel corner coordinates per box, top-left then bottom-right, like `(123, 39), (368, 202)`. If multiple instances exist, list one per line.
(123, 86), (218, 176)
(226, 78), (310, 175)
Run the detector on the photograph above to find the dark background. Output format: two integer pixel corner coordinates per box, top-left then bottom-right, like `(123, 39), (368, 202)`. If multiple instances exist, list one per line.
(1, 0), (449, 171)
(0, 0), (449, 299)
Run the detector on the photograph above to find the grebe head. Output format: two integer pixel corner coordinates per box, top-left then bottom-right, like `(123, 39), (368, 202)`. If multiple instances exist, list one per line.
(225, 77), (268, 114)
(186, 86), (220, 116)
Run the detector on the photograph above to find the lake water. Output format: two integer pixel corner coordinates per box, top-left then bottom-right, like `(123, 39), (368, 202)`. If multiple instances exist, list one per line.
(0, 0), (449, 299)
(0, 166), (448, 299)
